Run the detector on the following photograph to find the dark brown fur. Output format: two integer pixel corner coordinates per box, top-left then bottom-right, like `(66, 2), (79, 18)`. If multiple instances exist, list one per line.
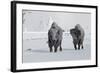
(70, 24), (85, 50)
(48, 22), (64, 52)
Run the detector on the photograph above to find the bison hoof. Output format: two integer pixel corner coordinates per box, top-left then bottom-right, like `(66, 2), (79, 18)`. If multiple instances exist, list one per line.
(50, 51), (52, 52)
(78, 48), (80, 50)
(60, 50), (62, 51)
(75, 48), (77, 50)
(54, 51), (57, 53)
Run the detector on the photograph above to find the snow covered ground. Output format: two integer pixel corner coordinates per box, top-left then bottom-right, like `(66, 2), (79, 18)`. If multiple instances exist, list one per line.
(22, 33), (91, 63)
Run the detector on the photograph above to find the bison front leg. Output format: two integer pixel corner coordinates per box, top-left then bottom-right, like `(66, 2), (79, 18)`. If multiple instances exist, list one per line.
(73, 40), (77, 50)
(82, 45), (84, 49)
(48, 43), (53, 52)
(78, 44), (80, 50)
(81, 41), (84, 49)
(74, 44), (77, 50)
(59, 41), (62, 51)
(79, 40), (83, 49)
(54, 43), (59, 53)
(54, 46), (58, 52)
(60, 46), (62, 51)
(54, 40), (61, 52)
(50, 47), (53, 52)
(49, 45), (53, 52)
(78, 39), (83, 50)
(81, 42), (84, 49)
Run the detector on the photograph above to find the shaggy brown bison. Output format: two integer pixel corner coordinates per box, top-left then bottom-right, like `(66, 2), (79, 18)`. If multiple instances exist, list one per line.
(48, 22), (64, 52)
(70, 24), (85, 50)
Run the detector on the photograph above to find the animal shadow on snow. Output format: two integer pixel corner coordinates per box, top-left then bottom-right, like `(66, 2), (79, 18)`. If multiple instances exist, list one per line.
(26, 48), (77, 53)
(26, 48), (49, 53)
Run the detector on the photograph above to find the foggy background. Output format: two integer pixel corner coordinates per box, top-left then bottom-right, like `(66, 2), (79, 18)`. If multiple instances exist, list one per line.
(22, 10), (91, 33)
(22, 10), (91, 63)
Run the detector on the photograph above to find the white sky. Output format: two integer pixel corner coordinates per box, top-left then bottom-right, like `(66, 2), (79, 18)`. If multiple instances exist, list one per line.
(23, 10), (91, 33)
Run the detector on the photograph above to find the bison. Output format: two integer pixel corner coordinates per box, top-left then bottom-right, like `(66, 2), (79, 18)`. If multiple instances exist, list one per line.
(48, 22), (64, 52)
(70, 24), (85, 50)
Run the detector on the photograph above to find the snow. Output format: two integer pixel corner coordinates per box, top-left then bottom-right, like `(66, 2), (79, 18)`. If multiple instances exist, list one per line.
(22, 33), (91, 63)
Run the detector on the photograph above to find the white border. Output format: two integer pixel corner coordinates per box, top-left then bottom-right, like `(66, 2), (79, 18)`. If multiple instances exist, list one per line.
(16, 4), (96, 70)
